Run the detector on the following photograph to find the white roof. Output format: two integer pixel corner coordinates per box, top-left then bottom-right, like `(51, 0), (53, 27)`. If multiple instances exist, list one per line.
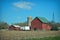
(13, 25), (20, 27)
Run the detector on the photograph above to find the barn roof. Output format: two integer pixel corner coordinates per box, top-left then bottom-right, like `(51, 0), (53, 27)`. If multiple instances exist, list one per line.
(13, 25), (20, 27)
(36, 17), (49, 23)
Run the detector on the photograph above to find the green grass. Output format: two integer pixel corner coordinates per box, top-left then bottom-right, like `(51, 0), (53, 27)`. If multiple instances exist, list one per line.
(21, 36), (60, 40)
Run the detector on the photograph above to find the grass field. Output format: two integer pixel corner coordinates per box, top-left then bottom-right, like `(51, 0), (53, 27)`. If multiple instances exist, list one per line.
(0, 30), (60, 40)
(21, 36), (60, 40)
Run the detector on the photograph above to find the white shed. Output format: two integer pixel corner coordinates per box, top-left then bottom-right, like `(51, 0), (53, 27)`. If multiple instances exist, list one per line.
(20, 26), (30, 30)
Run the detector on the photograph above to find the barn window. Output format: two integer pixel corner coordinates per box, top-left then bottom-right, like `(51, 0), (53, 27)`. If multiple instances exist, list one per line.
(34, 28), (37, 31)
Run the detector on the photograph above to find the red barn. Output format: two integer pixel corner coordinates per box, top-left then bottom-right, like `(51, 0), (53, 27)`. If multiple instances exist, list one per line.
(9, 25), (15, 30)
(31, 17), (51, 30)
(9, 25), (21, 31)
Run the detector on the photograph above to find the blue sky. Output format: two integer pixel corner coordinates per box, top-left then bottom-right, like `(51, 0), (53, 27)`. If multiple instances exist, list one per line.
(0, 0), (60, 24)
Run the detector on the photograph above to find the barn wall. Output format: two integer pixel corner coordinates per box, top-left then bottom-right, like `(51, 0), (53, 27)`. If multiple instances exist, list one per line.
(15, 27), (21, 31)
(9, 26), (14, 30)
(42, 24), (47, 30)
(42, 24), (51, 30)
(31, 18), (42, 30)
(46, 24), (51, 30)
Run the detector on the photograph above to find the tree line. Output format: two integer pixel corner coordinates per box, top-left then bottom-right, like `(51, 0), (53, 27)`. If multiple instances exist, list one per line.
(0, 21), (60, 30)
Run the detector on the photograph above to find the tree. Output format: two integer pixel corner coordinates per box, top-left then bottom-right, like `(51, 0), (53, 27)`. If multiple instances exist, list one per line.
(0, 21), (9, 29)
(13, 21), (27, 26)
(48, 21), (59, 30)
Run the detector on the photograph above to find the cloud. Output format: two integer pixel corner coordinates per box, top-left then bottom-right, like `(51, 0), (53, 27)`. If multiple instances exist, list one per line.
(13, 1), (35, 10)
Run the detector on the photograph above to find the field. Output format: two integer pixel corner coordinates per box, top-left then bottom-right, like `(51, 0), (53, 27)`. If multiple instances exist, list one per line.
(22, 36), (60, 40)
(0, 30), (60, 40)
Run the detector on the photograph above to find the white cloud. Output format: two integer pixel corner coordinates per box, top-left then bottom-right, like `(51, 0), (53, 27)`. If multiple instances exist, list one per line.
(13, 1), (35, 10)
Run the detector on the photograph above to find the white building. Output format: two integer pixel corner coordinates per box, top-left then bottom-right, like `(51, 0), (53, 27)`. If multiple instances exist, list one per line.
(20, 26), (30, 30)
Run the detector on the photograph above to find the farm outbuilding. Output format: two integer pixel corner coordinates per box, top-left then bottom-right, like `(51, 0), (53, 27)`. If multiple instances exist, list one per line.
(9, 25), (14, 30)
(31, 17), (51, 30)
(9, 25), (21, 31)
(20, 26), (30, 30)
(9, 25), (30, 31)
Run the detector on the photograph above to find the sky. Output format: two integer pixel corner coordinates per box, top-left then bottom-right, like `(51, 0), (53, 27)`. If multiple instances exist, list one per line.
(0, 0), (60, 24)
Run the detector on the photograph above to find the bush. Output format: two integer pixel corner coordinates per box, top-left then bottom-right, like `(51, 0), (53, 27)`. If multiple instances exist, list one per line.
(51, 26), (58, 31)
(0, 22), (9, 29)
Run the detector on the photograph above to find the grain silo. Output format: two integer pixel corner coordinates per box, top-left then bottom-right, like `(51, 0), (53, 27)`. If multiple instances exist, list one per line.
(27, 16), (32, 26)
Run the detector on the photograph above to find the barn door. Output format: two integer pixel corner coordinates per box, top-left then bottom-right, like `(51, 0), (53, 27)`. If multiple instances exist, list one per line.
(34, 28), (37, 31)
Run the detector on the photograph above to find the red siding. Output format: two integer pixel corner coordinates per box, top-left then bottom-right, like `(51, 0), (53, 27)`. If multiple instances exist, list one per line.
(31, 18), (51, 30)
(15, 27), (21, 31)
(9, 27), (14, 30)
(42, 24), (47, 30)
(9, 26), (14, 30)
(31, 18), (42, 30)
(47, 25), (51, 30)
(42, 24), (51, 30)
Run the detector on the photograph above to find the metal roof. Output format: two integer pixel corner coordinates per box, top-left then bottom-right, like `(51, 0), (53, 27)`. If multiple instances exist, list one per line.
(13, 25), (20, 27)
(36, 17), (49, 23)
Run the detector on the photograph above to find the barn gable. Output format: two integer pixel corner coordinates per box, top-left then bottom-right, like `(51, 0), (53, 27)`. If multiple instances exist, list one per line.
(36, 17), (49, 23)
